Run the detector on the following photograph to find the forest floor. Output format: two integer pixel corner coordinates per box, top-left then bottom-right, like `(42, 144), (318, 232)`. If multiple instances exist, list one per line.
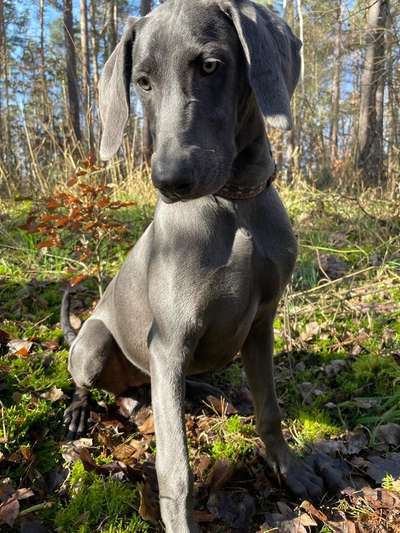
(0, 177), (400, 533)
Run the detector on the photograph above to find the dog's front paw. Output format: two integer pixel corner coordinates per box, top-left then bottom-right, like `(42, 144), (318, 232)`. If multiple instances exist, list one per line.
(63, 388), (90, 441)
(266, 442), (349, 502)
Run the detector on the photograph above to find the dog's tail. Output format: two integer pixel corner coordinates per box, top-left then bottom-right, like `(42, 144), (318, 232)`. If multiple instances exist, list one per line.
(61, 286), (79, 346)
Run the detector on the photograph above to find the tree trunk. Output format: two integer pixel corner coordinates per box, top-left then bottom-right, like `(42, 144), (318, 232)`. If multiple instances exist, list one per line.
(64, 0), (81, 142)
(89, 0), (99, 91)
(356, 0), (389, 186)
(140, 0), (153, 164)
(106, 0), (117, 57)
(295, 0), (304, 92)
(80, 0), (94, 151)
(386, 14), (398, 187)
(330, 0), (342, 167)
(141, 0), (152, 16)
(39, 0), (49, 115)
(0, 0), (11, 161)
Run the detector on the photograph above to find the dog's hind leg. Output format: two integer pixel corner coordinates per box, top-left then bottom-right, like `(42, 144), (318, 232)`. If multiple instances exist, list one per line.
(64, 318), (148, 440)
(241, 308), (324, 501)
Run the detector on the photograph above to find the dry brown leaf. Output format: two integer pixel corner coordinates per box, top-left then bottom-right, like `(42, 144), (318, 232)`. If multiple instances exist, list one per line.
(15, 488), (34, 501)
(42, 340), (59, 351)
(116, 397), (140, 418)
(69, 314), (81, 330)
(300, 321), (320, 342)
(195, 455), (212, 480)
(300, 500), (327, 522)
(138, 481), (160, 524)
(0, 497), (19, 527)
(8, 340), (33, 357)
(138, 415), (155, 435)
(326, 513), (356, 533)
(113, 443), (141, 465)
(356, 487), (400, 510)
(40, 387), (67, 402)
(205, 395), (237, 416)
(374, 423), (400, 448)
(206, 460), (234, 491)
(299, 513), (318, 527)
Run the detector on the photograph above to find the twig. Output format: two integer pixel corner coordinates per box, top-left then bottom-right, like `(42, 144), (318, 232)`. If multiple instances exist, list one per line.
(19, 502), (53, 517)
(0, 401), (8, 443)
(290, 266), (376, 298)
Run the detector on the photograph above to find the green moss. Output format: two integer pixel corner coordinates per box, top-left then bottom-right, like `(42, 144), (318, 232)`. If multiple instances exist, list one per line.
(293, 409), (341, 449)
(382, 474), (400, 494)
(210, 415), (256, 462)
(0, 394), (54, 443)
(56, 461), (150, 533)
(338, 353), (400, 397)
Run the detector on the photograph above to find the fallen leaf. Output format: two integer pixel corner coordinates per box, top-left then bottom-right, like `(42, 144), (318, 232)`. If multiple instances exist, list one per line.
(70, 274), (88, 287)
(326, 515), (356, 533)
(347, 487), (400, 510)
(260, 511), (307, 533)
(8, 340), (33, 357)
(364, 453), (400, 483)
(299, 513), (318, 527)
(207, 490), (255, 530)
(40, 387), (67, 402)
(138, 481), (160, 524)
(113, 441), (146, 465)
(195, 455), (212, 480)
(345, 429), (369, 455)
(206, 460), (234, 491)
(300, 500), (327, 522)
(205, 395), (237, 416)
(116, 397), (140, 418)
(15, 488), (34, 501)
(41, 340), (59, 351)
(138, 415), (155, 435)
(61, 438), (93, 464)
(0, 497), (19, 527)
(319, 254), (348, 279)
(300, 321), (320, 342)
(374, 423), (400, 449)
(69, 314), (81, 330)
(324, 359), (347, 378)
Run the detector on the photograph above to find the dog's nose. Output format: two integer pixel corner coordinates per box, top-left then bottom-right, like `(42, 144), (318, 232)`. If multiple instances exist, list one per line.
(151, 155), (194, 197)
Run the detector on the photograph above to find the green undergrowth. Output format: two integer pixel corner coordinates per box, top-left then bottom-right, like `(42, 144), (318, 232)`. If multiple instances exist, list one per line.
(55, 461), (150, 533)
(210, 414), (256, 462)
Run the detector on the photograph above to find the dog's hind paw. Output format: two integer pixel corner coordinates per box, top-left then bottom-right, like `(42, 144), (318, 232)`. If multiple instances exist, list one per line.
(63, 387), (90, 441)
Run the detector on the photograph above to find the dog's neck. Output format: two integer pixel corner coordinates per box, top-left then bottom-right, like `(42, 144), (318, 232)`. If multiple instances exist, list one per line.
(217, 93), (275, 200)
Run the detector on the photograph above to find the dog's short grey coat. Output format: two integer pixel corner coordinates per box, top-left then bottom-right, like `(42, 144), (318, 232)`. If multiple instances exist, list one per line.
(65, 1), (326, 531)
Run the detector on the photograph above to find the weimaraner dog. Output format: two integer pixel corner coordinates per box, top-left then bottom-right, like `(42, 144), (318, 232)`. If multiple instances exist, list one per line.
(63, 0), (328, 530)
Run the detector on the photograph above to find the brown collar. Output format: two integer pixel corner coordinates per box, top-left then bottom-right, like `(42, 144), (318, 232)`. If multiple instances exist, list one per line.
(216, 164), (277, 200)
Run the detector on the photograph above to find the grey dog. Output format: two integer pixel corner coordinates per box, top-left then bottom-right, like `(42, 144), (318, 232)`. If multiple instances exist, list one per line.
(63, 1), (328, 531)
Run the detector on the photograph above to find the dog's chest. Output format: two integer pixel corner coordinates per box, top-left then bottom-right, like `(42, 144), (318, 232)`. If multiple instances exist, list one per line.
(184, 226), (280, 372)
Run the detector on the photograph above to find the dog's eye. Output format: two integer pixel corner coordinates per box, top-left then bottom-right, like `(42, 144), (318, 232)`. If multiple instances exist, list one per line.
(137, 77), (152, 91)
(201, 59), (219, 75)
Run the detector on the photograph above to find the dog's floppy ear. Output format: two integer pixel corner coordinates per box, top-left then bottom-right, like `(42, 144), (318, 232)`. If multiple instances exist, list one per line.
(99, 17), (138, 161)
(218, 0), (302, 130)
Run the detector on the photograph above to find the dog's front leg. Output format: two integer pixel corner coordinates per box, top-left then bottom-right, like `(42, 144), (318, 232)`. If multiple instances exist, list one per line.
(241, 311), (324, 501)
(149, 333), (197, 533)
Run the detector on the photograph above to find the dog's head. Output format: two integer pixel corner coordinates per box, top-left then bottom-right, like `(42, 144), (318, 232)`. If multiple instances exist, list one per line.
(99, 0), (301, 202)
